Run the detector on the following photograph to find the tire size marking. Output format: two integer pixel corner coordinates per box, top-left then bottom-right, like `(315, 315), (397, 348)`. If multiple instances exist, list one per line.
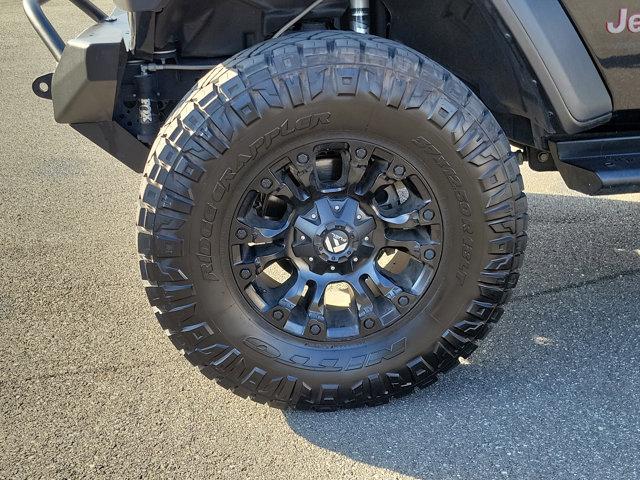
(198, 113), (331, 281)
(412, 136), (474, 286)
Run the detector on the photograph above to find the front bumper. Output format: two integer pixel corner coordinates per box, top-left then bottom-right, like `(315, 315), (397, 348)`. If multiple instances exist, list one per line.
(23, 0), (148, 172)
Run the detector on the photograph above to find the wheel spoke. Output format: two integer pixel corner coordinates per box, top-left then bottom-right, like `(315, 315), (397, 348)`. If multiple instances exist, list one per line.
(254, 243), (288, 265)
(340, 197), (359, 223)
(374, 195), (430, 229)
(354, 219), (376, 240)
(277, 168), (311, 205)
(351, 279), (376, 319)
(384, 228), (439, 263)
(375, 211), (415, 229)
(294, 214), (320, 239)
(347, 145), (371, 187)
(234, 242), (288, 268)
(314, 197), (338, 223)
(355, 159), (392, 197)
(235, 205), (294, 243)
(279, 275), (308, 310)
(307, 282), (327, 320)
(365, 263), (403, 298)
(291, 239), (316, 260)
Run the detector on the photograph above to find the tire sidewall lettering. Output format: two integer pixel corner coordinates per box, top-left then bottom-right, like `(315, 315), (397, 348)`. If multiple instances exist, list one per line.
(197, 112), (332, 281)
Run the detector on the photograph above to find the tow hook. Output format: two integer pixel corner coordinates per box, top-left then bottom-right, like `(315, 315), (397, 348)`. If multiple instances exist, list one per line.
(31, 72), (53, 100)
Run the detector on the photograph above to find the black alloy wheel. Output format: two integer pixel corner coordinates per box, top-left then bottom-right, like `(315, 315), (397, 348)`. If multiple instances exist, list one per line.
(231, 140), (444, 343)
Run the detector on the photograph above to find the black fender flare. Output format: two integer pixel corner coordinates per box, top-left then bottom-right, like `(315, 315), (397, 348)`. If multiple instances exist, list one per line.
(492, 0), (612, 134)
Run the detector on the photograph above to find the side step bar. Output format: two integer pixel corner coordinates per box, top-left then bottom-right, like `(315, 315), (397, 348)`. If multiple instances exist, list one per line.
(551, 136), (640, 195)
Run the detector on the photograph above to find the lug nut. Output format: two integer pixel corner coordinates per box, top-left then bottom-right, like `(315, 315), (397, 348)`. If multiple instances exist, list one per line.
(240, 269), (251, 279)
(364, 318), (375, 329)
(310, 324), (321, 335)
(423, 210), (435, 221)
(273, 310), (284, 320)
(356, 148), (367, 159)
(236, 228), (248, 240)
(424, 249), (436, 261)
(260, 178), (273, 189)
(297, 153), (309, 164)
(393, 165), (406, 176)
(398, 296), (410, 306)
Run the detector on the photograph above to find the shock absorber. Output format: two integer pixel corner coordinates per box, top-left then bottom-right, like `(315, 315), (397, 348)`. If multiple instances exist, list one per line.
(350, 0), (370, 34)
(135, 65), (161, 145)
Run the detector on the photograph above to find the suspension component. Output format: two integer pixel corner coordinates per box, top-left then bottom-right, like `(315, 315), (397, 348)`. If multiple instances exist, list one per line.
(349, 0), (370, 34)
(134, 65), (161, 144)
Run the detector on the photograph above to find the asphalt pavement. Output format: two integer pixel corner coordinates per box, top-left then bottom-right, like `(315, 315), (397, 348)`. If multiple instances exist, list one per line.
(1, 2), (639, 479)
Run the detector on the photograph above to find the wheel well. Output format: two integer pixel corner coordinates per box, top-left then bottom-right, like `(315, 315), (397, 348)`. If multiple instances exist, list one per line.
(378, 0), (552, 149)
(127, 0), (556, 149)
(119, 0), (611, 151)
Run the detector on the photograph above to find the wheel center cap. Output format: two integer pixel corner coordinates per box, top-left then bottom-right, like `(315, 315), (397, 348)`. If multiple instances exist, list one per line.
(296, 197), (376, 267)
(323, 229), (350, 254)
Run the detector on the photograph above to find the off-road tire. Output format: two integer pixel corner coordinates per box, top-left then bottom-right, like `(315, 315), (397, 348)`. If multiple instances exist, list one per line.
(137, 31), (528, 410)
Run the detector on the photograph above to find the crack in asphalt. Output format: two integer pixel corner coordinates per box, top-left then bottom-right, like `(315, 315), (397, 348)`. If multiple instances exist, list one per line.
(512, 268), (640, 302)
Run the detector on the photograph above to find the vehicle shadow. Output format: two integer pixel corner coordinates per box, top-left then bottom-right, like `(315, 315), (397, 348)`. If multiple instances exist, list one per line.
(284, 192), (640, 480)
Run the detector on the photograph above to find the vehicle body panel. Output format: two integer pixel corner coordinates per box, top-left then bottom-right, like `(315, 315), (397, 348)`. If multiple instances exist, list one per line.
(561, 0), (640, 111)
